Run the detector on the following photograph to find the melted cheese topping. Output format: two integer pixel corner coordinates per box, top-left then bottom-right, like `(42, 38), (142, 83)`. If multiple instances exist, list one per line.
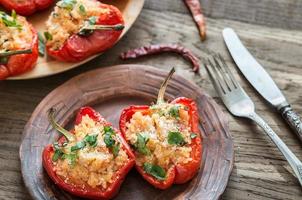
(125, 103), (193, 170)
(45, 0), (110, 50)
(0, 12), (32, 52)
(54, 115), (129, 189)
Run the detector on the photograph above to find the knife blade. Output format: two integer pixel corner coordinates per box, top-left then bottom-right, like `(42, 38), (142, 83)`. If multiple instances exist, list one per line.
(222, 27), (302, 142)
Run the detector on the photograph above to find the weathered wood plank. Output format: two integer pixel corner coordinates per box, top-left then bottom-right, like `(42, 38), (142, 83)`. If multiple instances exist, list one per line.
(144, 0), (302, 29)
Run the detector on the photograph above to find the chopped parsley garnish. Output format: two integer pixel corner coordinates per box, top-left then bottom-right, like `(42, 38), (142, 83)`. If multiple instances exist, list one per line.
(104, 133), (115, 147)
(52, 142), (67, 161)
(84, 134), (98, 147)
(112, 143), (120, 158)
(103, 126), (116, 148)
(58, 0), (77, 10)
(133, 133), (150, 155)
(79, 4), (86, 15)
(102, 126), (121, 158)
(52, 134), (98, 164)
(38, 32), (45, 56)
(169, 105), (180, 119)
(70, 134), (98, 152)
(52, 124), (121, 164)
(52, 149), (63, 162)
(44, 32), (53, 41)
(88, 16), (97, 25)
(62, 153), (77, 166)
(1, 10), (22, 30)
(104, 126), (114, 133)
(70, 140), (86, 152)
(190, 133), (197, 139)
(78, 16), (97, 36)
(143, 163), (166, 180)
(168, 131), (186, 146)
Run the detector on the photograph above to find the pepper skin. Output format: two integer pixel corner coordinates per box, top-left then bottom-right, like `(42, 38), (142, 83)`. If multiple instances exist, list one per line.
(0, 23), (39, 80)
(119, 97), (202, 189)
(0, 0), (54, 16)
(43, 107), (135, 199)
(46, 3), (124, 62)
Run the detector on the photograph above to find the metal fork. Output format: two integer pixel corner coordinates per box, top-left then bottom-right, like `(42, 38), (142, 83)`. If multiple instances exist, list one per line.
(205, 54), (302, 187)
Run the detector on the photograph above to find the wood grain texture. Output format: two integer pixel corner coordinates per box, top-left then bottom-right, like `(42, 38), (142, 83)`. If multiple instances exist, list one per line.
(20, 65), (233, 200)
(0, 0), (302, 199)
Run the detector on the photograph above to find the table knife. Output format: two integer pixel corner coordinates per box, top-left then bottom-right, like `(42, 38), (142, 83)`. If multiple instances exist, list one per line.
(222, 28), (302, 143)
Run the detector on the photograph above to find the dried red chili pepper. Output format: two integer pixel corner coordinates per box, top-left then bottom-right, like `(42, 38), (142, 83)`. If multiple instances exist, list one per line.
(183, 0), (206, 41)
(120, 44), (200, 73)
(119, 68), (202, 189)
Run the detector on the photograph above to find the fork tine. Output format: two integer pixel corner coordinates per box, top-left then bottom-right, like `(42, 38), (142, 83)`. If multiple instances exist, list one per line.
(218, 54), (239, 88)
(212, 55), (234, 91)
(205, 63), (225, 96)
(207, 58), (228, 94)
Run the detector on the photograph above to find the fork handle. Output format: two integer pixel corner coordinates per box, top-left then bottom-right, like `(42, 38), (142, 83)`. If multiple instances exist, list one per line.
(278, 104), (302, 143)
(248, 112), (302, 187)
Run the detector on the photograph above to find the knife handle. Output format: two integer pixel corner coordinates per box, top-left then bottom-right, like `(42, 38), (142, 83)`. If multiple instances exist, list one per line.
(279, 105), (302, 142)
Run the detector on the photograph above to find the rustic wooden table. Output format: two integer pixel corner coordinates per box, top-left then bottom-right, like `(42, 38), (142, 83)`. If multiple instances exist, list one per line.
(0, 0), (302, 199)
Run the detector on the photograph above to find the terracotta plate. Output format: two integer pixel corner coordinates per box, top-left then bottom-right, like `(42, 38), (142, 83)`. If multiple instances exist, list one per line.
(20, 65), (234, 200)
(8, 0), (145, 80)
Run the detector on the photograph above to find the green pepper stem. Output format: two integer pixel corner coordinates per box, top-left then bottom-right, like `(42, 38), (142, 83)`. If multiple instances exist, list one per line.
(80, 24), (124, 32)
(48, 108), (75, 142)
(157, 68), (175, 104)
(0, 49), (32, 57)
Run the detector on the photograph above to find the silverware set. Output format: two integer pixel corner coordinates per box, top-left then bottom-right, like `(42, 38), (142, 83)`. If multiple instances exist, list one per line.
(205, 28), (302, 187)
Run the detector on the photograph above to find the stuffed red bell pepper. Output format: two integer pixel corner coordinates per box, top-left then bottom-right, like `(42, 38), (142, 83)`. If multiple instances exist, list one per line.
(43, 107), (135, 199)
(44, 0), (124, 62)
(119, 68), (202, 189)
(0, 0), (54, 16)
(0, 10), (38, 80)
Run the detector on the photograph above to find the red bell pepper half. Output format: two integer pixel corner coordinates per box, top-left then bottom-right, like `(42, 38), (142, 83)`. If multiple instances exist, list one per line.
(0, 12), (39, 80)
(43, 107), (135, 199)
(46, 3), (124, 62)
(119, 68), (202, 189)
(0, 0), (54, 16)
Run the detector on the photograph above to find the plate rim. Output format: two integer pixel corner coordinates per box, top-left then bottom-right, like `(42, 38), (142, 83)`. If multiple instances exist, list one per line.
(19, 64), (234, 200)
(8, 0), (145, 80)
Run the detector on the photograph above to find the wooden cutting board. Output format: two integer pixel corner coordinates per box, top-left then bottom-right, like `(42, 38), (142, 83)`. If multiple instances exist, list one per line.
(20, 65), (234, 200)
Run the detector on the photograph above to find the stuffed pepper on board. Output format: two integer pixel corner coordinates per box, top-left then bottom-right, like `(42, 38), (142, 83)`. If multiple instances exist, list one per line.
(0, 0), (54, 16)
(119, 68), (202, 189)
(44, 0), (124, 62)
(43, 107), (135, 199)
(0, 11), (38, 80)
